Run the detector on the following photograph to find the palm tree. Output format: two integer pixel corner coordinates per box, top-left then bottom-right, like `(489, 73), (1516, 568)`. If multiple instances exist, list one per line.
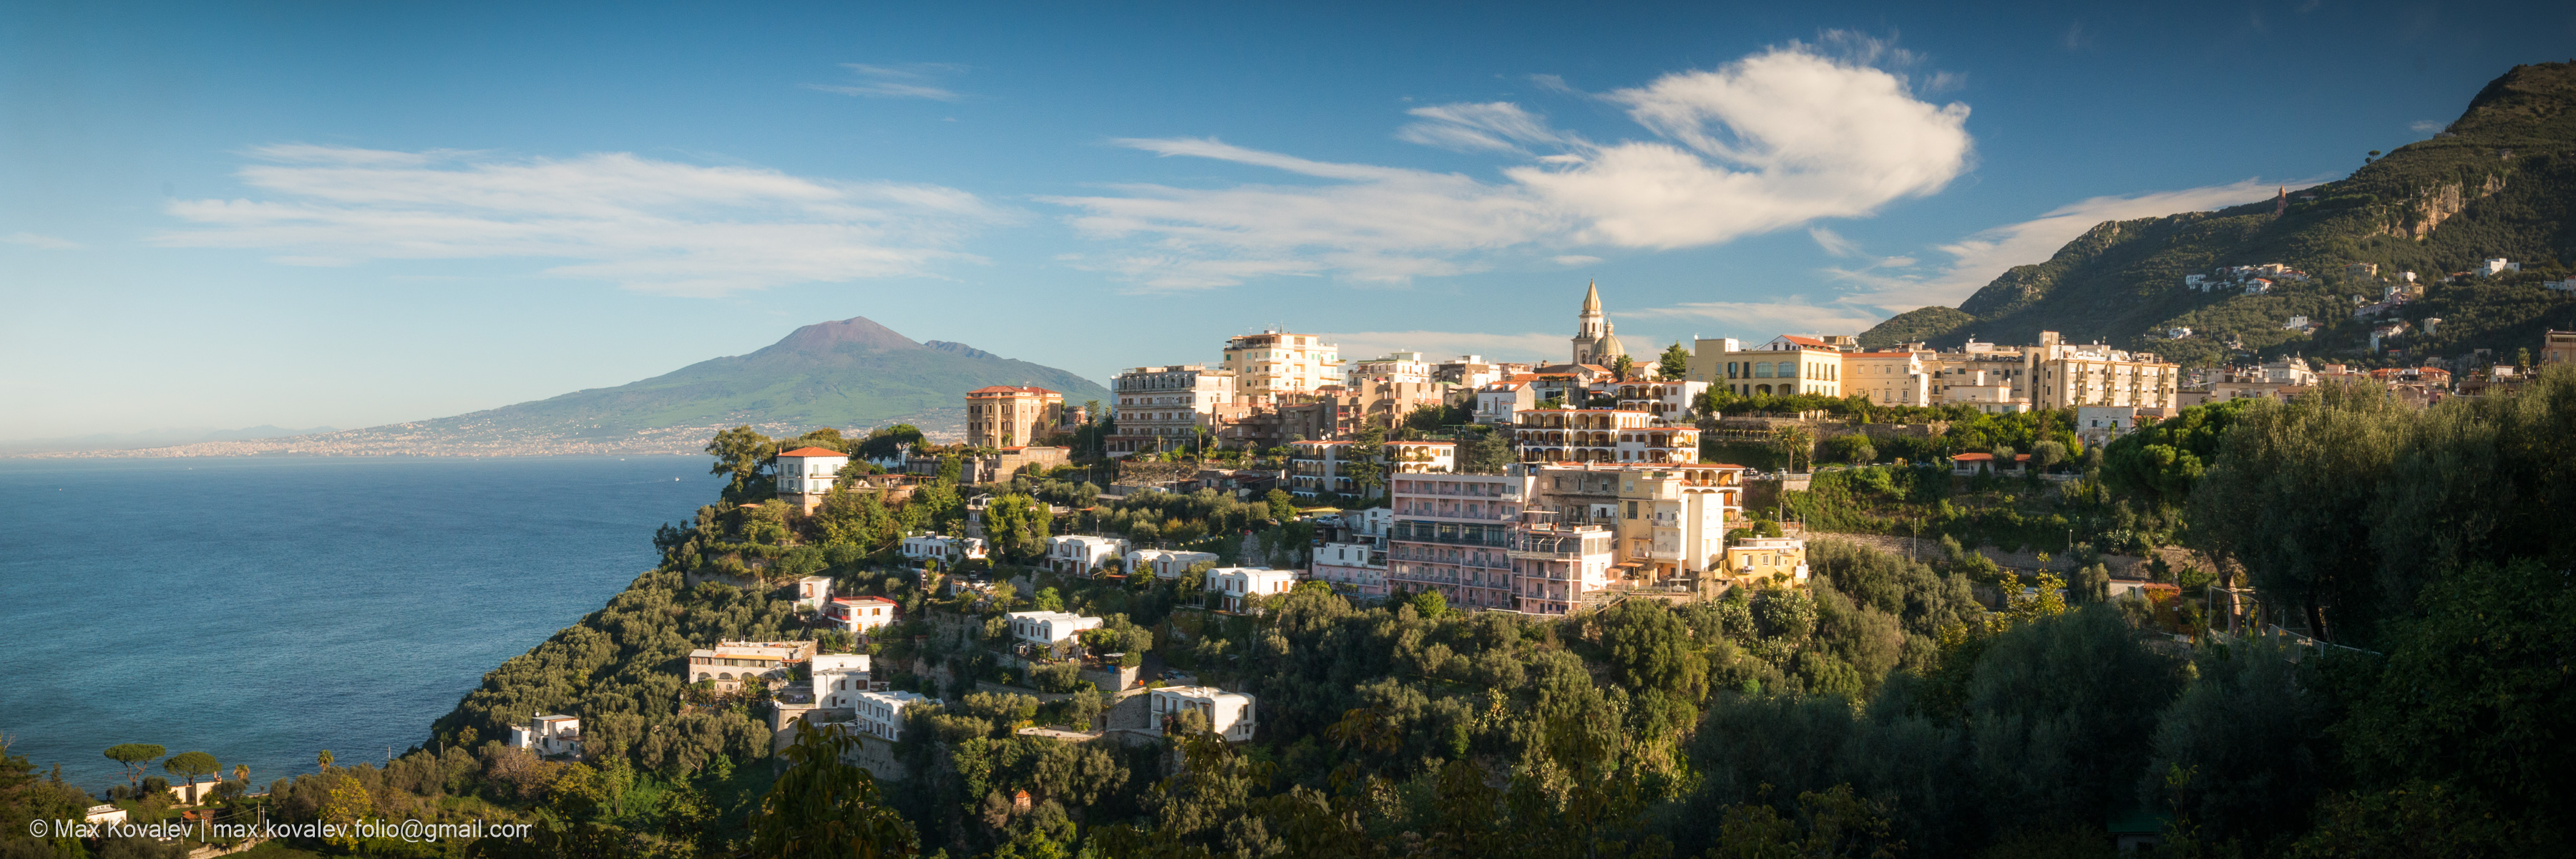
(234, 764), (249, 785)
(316, 749), (333, 771)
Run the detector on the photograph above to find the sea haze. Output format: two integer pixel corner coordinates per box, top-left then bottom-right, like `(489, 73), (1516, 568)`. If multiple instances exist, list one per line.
(0, 456), (724, 792)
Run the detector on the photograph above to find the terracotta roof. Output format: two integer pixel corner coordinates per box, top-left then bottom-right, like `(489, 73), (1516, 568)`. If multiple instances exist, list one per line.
(966, 385), (1059, 396)
(779, 447), (847, 457)
(1950, 452), (1994, 461)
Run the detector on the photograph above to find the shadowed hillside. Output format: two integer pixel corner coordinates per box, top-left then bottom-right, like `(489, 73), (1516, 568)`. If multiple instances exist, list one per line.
(1863, 62), (2576, 367)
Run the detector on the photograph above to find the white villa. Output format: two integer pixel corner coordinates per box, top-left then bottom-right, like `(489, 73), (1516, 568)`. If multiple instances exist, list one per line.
(1125, 548), (1219, 579)
(901, 533), (987, 566)
(853, 689), (932, 742)
(509, 714), (584, 759)
(826, 596), (899, 634)
(1047, 535), (1130, 576)
(812, 654), (875, 709)
(1205, 567), (1299, 612)
(1149, 686), (1258, 742)
(791, 576), (834, 611)
(775, 447), (850, 514)
(1007, 610), (1103, 660)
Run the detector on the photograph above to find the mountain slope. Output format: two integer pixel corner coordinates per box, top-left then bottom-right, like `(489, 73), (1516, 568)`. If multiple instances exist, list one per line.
(444, 316), (1109, 437)
(41, 317), (1108, 457)
(1861, 62), (2576, 367)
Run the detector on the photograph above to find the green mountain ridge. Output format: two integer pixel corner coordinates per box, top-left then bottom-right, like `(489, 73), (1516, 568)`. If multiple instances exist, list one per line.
(411, 316), (1112, 441)
(1861, 62), (2576, 367)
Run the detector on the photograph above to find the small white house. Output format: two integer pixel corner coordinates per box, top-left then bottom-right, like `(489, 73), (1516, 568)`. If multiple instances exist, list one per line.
(853, 689), (932, 742)
(84, 805), (127, 828)
(1204, 567), (1299, 612)
(509, 714), (584, 759)
(901, 533), (987, 566)
(812, 654), (875, 709)
(1007, 610), (1103, 659)
(826, 596), (899, 634)
(791, 576), (834, 611)
(2482, 258), (2520, 276)
(775, 447), (851, 513)
(1126, 548), (1220, 579)
(1149, 686), (1258, 742)
(1047, 535), (1130, 576)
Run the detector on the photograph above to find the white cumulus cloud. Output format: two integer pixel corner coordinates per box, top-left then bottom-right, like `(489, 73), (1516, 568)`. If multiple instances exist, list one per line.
(152, 145), (1009, 296)
(1044, 39), (1972, 290)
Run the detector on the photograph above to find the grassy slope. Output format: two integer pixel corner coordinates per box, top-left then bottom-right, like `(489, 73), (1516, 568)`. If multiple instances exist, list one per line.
(1862, 62), (2576, 367)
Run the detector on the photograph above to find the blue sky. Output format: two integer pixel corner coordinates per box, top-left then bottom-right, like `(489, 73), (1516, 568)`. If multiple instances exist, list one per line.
(5, 1), (2571, 440)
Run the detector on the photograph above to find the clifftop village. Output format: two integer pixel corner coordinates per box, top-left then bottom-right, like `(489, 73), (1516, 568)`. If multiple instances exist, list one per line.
(507, 281), (2575, 775)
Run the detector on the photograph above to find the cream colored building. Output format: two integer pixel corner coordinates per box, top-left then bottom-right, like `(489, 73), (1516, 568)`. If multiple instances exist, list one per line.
(1696, 335), (1846, 397)
(2024, 332), (2180, 409)
(1604, 464), (1745, 583)
(965, 386), (1064, 448)
(1108, 365), (1236, 457)
(1843, 349), (1931, 405)
(1386, 440), (1456, 474)
(1512, 408), (1700, 465)
(1222, 331), (1343, 404)
(1350, 351), (1435, 384)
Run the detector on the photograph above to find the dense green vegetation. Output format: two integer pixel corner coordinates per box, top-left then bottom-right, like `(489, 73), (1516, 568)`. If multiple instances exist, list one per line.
(1859, 62), (2576, 368)
(9, 364), (2572, 858)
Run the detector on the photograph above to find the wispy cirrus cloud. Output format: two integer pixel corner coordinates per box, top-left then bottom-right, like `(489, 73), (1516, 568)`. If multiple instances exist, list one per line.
(1320, 330), (1568, 365)
(153, 144), (1010, 296)
(3, 232), (82, 250)
(1043, 34), (1974, 291)
(1823, 178), (2296, 313)
(1620, 297), (1887, 341)
(806, 63), (970, 102)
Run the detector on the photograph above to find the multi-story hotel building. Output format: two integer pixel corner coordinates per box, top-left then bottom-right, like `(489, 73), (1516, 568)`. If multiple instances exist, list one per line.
(2024, 332), (2180, 409)
(1287, 440), (1358, 498)
(1600, 464), (1744, 583)
(965, 386), (1063, 448)
(1387, 471), (1531, 611)
(1511, 408), (1700, 465)
(1107, 365), (1236, 457)
(1509, 518), (1617, 615)
(1221, 331), (1343, 404)
(1611, 380), (1709, 423)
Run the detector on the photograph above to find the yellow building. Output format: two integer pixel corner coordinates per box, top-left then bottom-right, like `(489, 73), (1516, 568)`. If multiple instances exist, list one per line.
(1692, 335), (1846, 397)
(965, 386), (1063, 448)
(1606, 465), (1744, 583)
(1222, 330), (1343, 404)
(1722, 537), (1809, 587)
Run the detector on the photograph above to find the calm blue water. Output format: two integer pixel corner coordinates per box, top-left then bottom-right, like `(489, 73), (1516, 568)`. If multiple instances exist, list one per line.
(0, 456), (723, 792)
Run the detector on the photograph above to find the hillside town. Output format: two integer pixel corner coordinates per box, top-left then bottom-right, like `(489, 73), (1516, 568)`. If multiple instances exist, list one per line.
(617, 282), (2572, 781)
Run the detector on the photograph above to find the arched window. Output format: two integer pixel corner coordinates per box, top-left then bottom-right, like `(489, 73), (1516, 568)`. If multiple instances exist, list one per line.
(1752, 363), (1772, 378)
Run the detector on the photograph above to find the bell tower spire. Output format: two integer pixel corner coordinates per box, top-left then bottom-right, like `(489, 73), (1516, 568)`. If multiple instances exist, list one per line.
(1572, 280), (1609, 365)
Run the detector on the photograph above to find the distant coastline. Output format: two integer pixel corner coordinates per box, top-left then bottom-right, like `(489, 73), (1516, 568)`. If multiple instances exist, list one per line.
(12, 416), (968, 460)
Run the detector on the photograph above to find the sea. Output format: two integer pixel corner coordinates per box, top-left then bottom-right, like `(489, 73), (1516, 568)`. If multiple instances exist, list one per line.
(0, 455), (726, 794)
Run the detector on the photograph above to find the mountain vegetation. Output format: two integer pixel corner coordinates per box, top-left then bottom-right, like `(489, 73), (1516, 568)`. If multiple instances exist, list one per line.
(1861, 62), (2576, 367)
(385, 316), (1111, 443)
